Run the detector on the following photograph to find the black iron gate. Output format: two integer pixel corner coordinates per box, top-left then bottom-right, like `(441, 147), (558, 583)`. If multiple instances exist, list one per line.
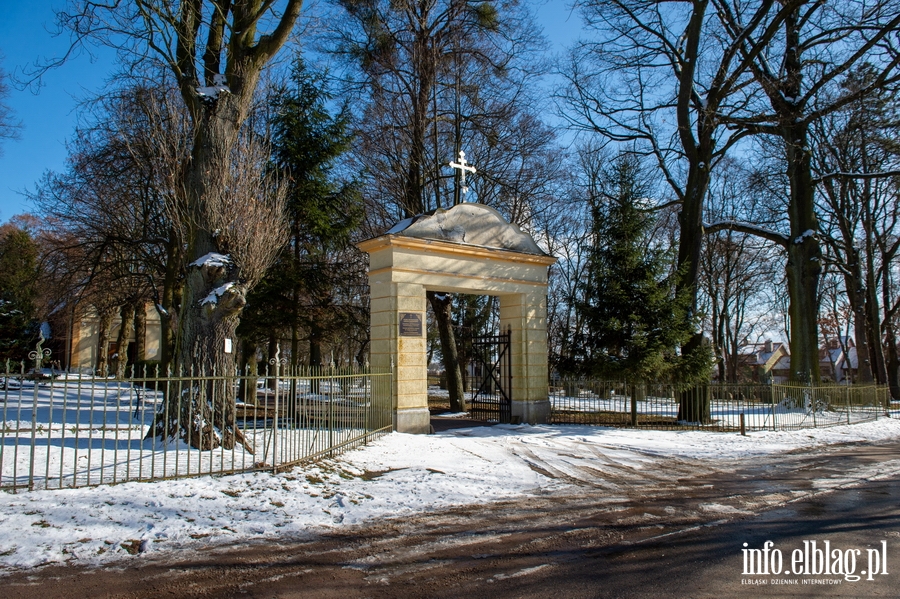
(468, 328), (512, 423)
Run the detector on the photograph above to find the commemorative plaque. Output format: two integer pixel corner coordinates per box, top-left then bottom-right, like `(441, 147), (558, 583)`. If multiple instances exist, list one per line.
(399, 312), (423, 337)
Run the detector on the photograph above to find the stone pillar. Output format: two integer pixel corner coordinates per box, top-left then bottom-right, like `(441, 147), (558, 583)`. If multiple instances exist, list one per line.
(369, 275), (430, 434)
(500, 291), (551, 424)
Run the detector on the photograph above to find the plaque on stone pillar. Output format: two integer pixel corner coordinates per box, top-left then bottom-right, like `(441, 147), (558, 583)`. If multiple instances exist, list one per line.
(399, 312), (423, 337)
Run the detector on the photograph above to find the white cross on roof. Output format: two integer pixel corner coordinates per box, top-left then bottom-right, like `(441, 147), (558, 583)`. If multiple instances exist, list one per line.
(449, 150), (476, 195)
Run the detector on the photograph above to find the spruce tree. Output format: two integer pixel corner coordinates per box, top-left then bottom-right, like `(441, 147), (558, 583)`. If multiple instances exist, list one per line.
(239, 57), (363, 370)
(577, 153), (702, 384)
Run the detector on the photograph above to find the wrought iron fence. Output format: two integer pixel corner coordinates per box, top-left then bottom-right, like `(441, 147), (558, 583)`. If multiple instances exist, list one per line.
(549, 378), (890, 432)
(1, 348), (393, 492)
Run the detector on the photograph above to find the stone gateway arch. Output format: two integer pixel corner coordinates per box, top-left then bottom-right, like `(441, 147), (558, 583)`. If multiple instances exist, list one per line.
(357, 204), (556, 433)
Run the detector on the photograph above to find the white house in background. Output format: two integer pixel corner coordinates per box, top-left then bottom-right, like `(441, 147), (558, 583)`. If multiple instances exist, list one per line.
(820, 336), (859, 383)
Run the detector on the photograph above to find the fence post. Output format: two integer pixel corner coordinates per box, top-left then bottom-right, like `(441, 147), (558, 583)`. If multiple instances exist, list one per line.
(269, 346), (286, 473)
(846, 385), (851, 425)
(630, 381), (638, 427)
(810, 383), (816, 428)
(329, 365), (335, 453)
(27, 335), (51, 491)
(770, 380), (777, 432)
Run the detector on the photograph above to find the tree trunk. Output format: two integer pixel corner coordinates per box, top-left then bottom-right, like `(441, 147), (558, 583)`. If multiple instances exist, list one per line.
(677, 328), (712, 423)
(158, 233), (182, 374)
(865, 251), (888, 384)
(629, 381), (644, 426)
(783, 122), (822, 383)
(843, 251), (874, 383)
(156, 225), (251, 451)
(883, 273), (900, 400)
(95, 307), (113, 376)
(677, 382), (711, 424)
(885, 322), (900, 401)
(291, 302), (301, 369)
(238, 338), (258, 405)
(165, 107), (250, 451)
(675, 140), (713, 417)
(780, 10), (821, 384)
(428, 292), (466, 413)
(309, 323), (325, 396)
(115, 302), (136, 379)
(267, 333), (279, 391)
(134, 302), (147, 364)
(310, 327), (323, 367)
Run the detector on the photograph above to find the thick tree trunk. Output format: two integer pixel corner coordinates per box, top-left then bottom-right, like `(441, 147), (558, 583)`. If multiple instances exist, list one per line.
(776, 10), (821, 384)
(784, 122), (822, 384)
(156, 115), (251, 451)
(310, 328), (323, 367)
(677, 326), (711, 423)
(677, 382), (711, 423)
(675, 132), (712, 422)
(428, 292), (466, 413)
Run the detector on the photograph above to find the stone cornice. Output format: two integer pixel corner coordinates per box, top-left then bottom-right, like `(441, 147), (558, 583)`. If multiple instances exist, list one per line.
(357, 235), (557, 266)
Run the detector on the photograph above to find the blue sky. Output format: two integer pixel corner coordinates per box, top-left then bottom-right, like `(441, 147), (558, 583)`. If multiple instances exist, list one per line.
(0, 1), (118, 221)
(0, 0), (582, 222)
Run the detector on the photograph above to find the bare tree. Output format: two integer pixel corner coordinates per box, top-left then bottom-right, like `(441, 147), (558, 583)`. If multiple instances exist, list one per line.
(0, 58), (21, 156)
(561, 1), (794, 363)
(712, 0), (900, 382)
(813, 67), (900, 385)
(699, 160), (781, 382)
(42, 1), (301, 448)
(33, 81), (190, 374)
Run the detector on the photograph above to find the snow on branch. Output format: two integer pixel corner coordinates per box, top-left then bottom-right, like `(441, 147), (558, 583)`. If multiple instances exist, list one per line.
(190, 252), (232, 269)
(813, 170), (900, 184)
(200, 282), (235, 306)
(196, 74), (230, 100)
(794, 229), (815, 245)
(703, 220), (789, 247)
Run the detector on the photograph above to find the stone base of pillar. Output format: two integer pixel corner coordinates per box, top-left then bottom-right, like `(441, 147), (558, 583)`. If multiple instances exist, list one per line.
(511, 399), (551, 425)
(394, 407), (432, 434)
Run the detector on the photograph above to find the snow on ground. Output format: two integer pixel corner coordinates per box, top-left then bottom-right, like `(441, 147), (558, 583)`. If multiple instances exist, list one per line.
(2, 418), (900, 573)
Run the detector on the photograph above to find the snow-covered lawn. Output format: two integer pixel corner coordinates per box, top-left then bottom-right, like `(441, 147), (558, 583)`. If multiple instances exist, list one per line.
(1, 375), (387, 490)
(549, 393), (880, 429)
(2, 417), (900, 573)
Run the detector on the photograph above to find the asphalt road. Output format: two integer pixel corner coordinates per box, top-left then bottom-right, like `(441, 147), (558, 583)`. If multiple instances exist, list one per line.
(5, 441), (900, 598)
(503, 472), (900, 599)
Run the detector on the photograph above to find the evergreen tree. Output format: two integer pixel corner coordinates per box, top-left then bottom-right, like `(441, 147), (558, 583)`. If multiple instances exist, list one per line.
(0, 222), (41, 362)
(239, 58), (364, 369)
(576, 153), (704, 383)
